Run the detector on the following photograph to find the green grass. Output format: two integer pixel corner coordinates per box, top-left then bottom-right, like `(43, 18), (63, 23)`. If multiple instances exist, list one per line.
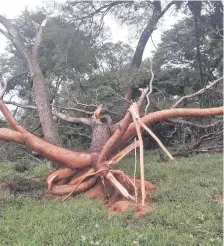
(0, 152), (222, 246)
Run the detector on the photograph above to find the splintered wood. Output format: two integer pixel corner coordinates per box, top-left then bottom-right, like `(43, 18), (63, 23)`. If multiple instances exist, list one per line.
(129, 103), (146, 206)
(129, 102), (174, 206)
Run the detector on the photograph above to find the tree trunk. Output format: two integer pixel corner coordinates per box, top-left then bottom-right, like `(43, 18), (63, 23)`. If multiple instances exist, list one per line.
(27, 53), (59, 145)
(89, 122), (112, 151)
(123, 1), (175, 110)
(188, 1), (205, 106)
(0, 15), (59, 148)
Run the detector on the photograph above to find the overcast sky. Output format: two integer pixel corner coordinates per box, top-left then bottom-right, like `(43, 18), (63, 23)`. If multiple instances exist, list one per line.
(0, 0), (185, 57)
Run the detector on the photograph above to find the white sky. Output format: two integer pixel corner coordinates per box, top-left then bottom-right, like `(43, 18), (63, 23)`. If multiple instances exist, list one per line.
(0, 0), (185, 57)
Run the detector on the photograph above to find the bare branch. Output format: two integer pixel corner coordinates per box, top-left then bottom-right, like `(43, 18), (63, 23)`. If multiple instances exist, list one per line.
(144, 56), (155, 115)
(159, 1), (176, 17)
(92, 104), (102, 120)
(3, 100), (93, 126)
(79, 1), (125, 20)
(0, 27), (10, 39)
(0, 100), (27, 133)
(52, 110), (93, 126)
(3, 100), (37, 110)
(138, 120), (174, 160)
(192, 130), (223, 149)
(73, 99), (97, 108)
(107, 140), (140, 165)
(172, 77), (223, 108)
(166, 119), (223, 129)
(106, 172), (135, 201)
(53, 105), (93, 115)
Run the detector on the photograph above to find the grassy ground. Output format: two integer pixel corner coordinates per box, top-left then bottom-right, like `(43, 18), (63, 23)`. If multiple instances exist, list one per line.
(0, 152), (222, 246)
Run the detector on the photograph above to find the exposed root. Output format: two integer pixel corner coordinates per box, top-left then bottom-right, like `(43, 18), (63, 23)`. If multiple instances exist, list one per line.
(45, 166), (156, 217)
(51, 176), (98, 196)
(83, 178), (155, 217)
(84, 180), (110, 201)
(106, 172), (135, 201)
(45, 147), (156, 217)
(46, 167), (77, 190)
(62, 168), (108, 201)
(68, 167), (94, 185)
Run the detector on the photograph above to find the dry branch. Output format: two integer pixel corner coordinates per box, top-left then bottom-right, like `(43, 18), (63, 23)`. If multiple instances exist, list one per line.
(3, 100), (94, 125)
(108, 140), (140, 165)
(106, 172), (135, 201)
(172, 77), (223, 108)
(129, 103), (146, 206)
(166, 119), (223, 129)
(52, 110), (93, 125)
(145, 56), (155, 115)
(138, 120), (173, 160)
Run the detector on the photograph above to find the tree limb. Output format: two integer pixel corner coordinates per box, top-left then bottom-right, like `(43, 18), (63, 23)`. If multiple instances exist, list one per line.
(3, 100), (37, 110)
(171, 77), (223, 108)
(120, 107), (224, 145)
(165, 119), (223, 129)
(53, 105), (93, 115)
(3, 100), (93, 126)
(78, 1), (125, 20)
(129, 103), (146, 206)
(0, 101), (96, 168)
(192, 130), (222, 150)
(52, 110), (93, 126)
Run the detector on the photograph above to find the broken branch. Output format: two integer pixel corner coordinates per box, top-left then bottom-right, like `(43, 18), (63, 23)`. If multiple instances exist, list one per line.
(129, 103), (146, 206)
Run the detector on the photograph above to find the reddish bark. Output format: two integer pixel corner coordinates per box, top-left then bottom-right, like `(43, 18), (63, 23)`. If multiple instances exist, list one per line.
(0, 101), (223, 216)
(120, 107), (224, 144)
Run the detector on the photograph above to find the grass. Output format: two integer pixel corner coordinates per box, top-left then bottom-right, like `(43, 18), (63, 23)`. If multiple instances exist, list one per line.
(0, 152), (222, 246)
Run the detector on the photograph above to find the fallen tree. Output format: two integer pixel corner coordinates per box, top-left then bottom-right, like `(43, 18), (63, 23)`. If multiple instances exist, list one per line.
(0, 98), (223, 216)
(0, 4), (223, 217)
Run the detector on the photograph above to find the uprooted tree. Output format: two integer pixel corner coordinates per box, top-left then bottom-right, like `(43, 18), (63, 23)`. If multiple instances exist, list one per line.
(0, 1), (223, 216)
(0, 97), (223, 215)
